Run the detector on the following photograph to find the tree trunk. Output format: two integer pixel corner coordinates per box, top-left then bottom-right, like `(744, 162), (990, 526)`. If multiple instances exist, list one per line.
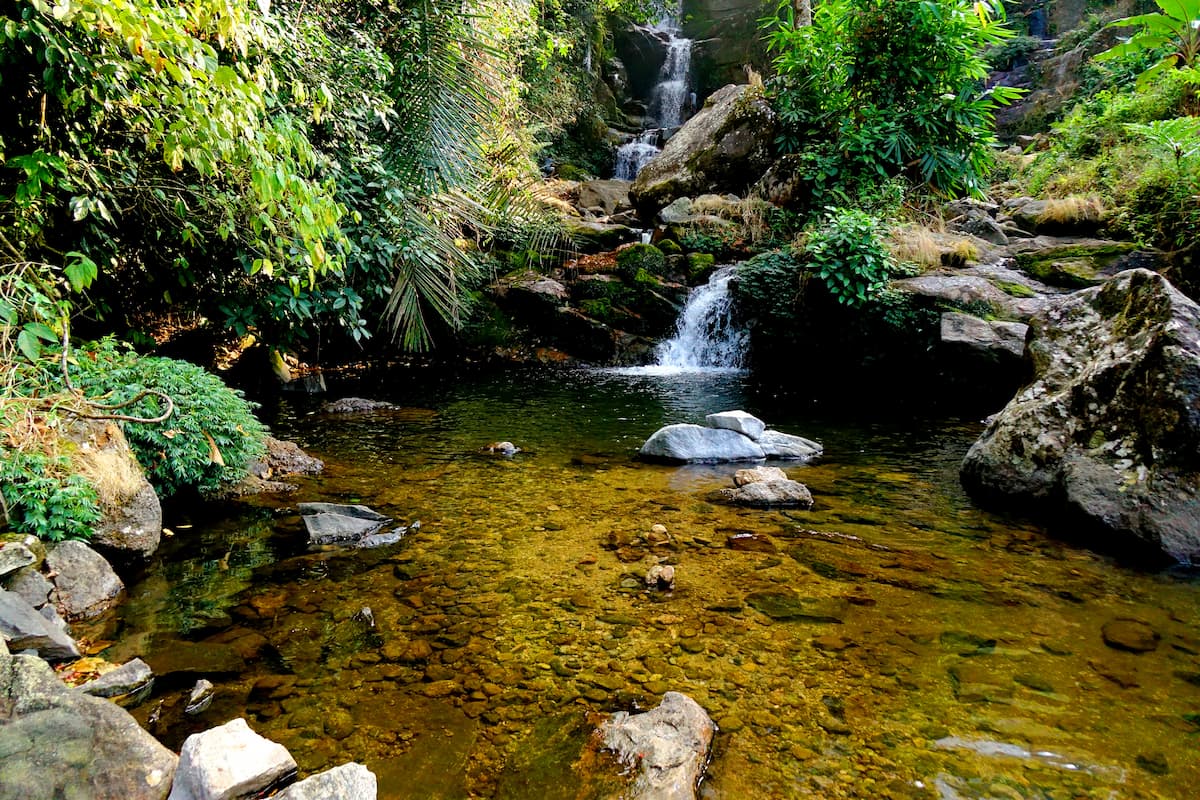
(794, 0), (812, 26)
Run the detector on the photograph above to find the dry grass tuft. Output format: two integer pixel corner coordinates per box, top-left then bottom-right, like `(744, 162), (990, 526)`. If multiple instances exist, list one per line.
(888, 226), (943, 269)
(1038, 194), (1106, 225)
(68, 422), (145, 509)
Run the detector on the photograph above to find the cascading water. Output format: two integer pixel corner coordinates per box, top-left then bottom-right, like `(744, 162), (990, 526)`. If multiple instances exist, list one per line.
(612, 5), (693, 180)
(653, 266), (748, 371)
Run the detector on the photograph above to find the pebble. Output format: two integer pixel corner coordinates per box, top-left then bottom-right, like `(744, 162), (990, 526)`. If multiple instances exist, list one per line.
(1101, 618), (1159, 653)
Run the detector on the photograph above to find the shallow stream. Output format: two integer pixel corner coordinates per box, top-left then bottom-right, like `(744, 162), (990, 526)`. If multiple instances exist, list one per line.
(99, 368), (1199, 799)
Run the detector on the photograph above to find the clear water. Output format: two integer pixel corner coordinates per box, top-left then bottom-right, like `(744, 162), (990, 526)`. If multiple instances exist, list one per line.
(99, 369), (1200, 799)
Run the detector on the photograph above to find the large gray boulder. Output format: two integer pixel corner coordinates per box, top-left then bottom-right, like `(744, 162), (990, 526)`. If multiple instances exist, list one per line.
(640, 424), (766, 462)
(298, 503), (390, 545)
(273, 763), (378, 800)
(168, 717), (297, 800)
(705, 410), (765, 440)
(630, 84), (776, 218)
(45, 540), (124, 619)
(962, 269), (1200, 563)
(93, 482), (163, 561)
(0, 589), (80, 660)
(0, 638), (177, 800)
(599, 691), (716, 800)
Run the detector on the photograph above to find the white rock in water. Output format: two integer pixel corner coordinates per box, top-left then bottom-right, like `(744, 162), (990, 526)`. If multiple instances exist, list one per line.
(168, 718), (296, 800)
(733, 466), (787, 487)
(639, 424), (765, 463)
(704, 410), (766, 441)
(273, 762), (378, 800)
(600, 692), (715, 800)
(758, 430), (823, 461)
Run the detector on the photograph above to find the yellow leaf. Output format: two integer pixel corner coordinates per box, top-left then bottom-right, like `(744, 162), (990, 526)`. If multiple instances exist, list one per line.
(203, 430), (226, 466)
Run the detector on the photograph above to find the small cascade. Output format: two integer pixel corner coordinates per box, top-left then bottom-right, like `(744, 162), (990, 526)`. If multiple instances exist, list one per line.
(613, 5), (693, 180)
(654, 266), (748, 371)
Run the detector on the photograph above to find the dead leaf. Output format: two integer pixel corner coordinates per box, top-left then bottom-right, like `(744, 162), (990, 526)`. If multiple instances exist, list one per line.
(202, 430), (225, 466)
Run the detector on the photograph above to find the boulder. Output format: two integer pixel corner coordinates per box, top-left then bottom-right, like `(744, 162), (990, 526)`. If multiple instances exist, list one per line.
(705, 410), (765, 440)
(639, 424), (765, 463)
(0, 638), (177, 799)
(79, 658), (154, 706)
(298, 503), (390, 546)
(721, 480), (814, 509)
(262, 437), (325, 476)
(578, 179), (632, 217)
(0, 541), (38, 579)
(613, 24), (669, 99)
(168, 718), (297, 800)
(4, 567), (54, 609)
(599, 691), (715, 800)
(758, 431), (823, 461)
(320, 398), (397, 414)
(0, 589), (80, 660)
(630, 84), (776, 218)
(940, 312), (1029, 363)
(682, 0), (771, 98)
(562, 217), (640, 253)
(45, 541), (124, 620)
(273, 763), (378, 800)
(93, 482), (163, 561)
(961, 269), (1200, 563)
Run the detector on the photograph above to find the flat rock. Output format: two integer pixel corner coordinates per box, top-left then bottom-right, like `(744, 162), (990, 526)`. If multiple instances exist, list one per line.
(600, 692), (715, 800)
(321, 397), (397, 414)
(0, 542), (38, 579)
(168, 718), (297, 800)
(940, 312), (1029, 361)
(3, 567), (54, 609)
(0, 638), (177, 799)
(80, 658), (154, 706)
(639, 424), (765, 463)
(758, 430), (822, 461)
(273, 763), (378, 800)
(45, 540), (124, 619)
(705, 410), (766, 440)
(1102, 618), (1159, 653)
(745, 591), (847, 623)
(733, 466), (787, 487)
(298, 503), (390, 545)
(0, 589), (80, 660)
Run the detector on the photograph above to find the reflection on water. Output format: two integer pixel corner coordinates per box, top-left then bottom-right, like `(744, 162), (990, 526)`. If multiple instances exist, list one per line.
(105, 368), (1199, 800)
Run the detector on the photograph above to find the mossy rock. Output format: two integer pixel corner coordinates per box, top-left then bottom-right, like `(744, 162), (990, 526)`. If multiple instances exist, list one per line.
(993, 279), (1037, 298)
(687, 252), (716, 281)
(1014, 241), (1140, 289)
(556, 164), (592, 181)
(616, 244), (667, 282)
(658, 239), (682, 256)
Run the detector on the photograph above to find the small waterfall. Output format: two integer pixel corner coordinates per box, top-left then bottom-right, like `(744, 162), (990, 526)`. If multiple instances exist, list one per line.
(613, 6), (693, 180)
(654, 266), (748, 371)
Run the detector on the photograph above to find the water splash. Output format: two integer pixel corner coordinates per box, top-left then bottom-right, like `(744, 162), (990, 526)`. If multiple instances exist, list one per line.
(614, 131), (661, 180)
(653, 266), (748, 371)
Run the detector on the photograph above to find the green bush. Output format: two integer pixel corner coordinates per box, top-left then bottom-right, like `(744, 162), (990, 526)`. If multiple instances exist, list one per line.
(805, 208), (897, 307)
(986, 35), (1042, 70)
(734, 249), (807, 324)
(0, 450), (99, 542)
(71, 340), (267, 497)
(615, 244), (666, 282)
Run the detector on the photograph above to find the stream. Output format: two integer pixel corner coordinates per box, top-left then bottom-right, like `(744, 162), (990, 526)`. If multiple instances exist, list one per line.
(92, 367), (1200, 799)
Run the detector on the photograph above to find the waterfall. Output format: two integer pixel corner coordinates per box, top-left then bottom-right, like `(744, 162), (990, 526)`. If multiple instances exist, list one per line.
(654, 266), (748, 371)
(612, 8), (693, 180)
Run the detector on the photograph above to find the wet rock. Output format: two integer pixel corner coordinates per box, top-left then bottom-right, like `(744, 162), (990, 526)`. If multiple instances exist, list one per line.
(725, 532), (776, 553)
(757, 430), (823, 461)
(298, 503), (390, 545)
(645, 564), (676, 591)
(481, 441), (521, 456)
(639, 423), (765, 463)
(745, 591), (847, 623)
(323, 708), (355, 740)
(562, 218), (640, 253)
(646, 524), (671, 546)
(599, 691), (716, 800)
(721, 480), (813, 509)
(962, 269), (1200, 563)
(273, 763), (378, 800)
(705, 410), (765, 441)
(1101, 618), (1159, 653)
(1136, 751), (1170, 775)
(321, 397), (398, 414)
(356, 529), (408, 549)
(0, 638), (177, 799)
(143, 640), (246, 681)
(45, 540), (124, 620)
(630, 84), (777, 218)
(168, 718), (297, 800)
(261, 436), (324, 476)
(0, 588), (80, 660)
(733, 466), (786, 487)
(185, 679), (216, 716)
(3, 567), (54, 609)
(79, 658), (155, 706)
(95, 482), (163, 561)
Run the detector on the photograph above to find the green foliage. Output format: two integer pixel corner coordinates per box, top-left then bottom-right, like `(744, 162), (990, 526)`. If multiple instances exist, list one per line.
(69, 340), (267, 497)
(1126, 117), (1200, 163)
(763, 0), (1022, 197)
(0, 450), (99, 541)
(1095, 0), (1200, 85)
(986, 34), (1043, 70)
(687, 252), (716, 280)
(734, 249), (807, 324)
(615, 244), (667, 282)
(805, 208), (898, 307)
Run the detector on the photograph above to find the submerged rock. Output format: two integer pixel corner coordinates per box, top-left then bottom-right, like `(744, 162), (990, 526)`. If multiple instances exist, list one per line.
(273, 763), (378, 800)
(961, 269), (1200, 563)
(645, 563), (676, 591)
(298, 503), (390, 545)
(599, 691), (716, 800)
(733, 466), (786, 487)
(168, 717), (296, 800)
(1101, 618), (1159, 653)
(321, 397), (398, 414)
(720, 480), (813, 509)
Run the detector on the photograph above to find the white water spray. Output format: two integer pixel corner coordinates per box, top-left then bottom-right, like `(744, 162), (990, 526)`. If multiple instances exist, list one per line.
(652, 266), (748, 371)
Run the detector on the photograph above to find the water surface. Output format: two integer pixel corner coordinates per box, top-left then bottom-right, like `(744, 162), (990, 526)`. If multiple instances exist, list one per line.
(104, 368), (1200, 799)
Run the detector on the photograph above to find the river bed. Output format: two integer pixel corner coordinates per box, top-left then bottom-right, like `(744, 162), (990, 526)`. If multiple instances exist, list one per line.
(98, 367), (1199, 799)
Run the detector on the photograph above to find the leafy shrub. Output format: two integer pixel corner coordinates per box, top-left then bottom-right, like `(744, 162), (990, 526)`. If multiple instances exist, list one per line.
(986, 35), (1043, 70)
(70, 340), (267, 497)
(734, 249), (808, 324)
(0, 450), (99, 541)
(805, 209), (897, 306)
